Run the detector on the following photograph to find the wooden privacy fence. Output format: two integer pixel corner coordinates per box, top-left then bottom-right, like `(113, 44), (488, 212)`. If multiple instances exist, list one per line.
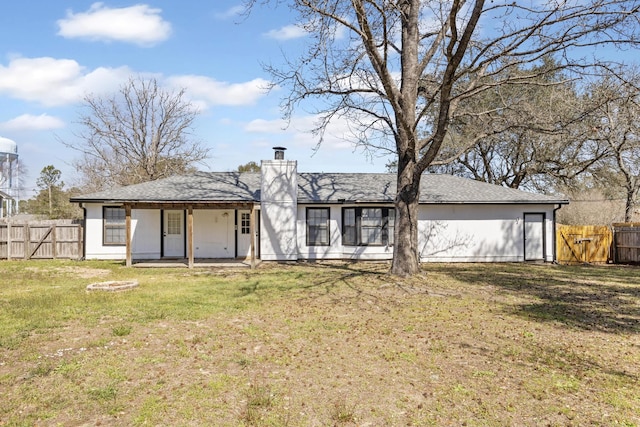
(612, 223), (640, 264)
(0, 222), (83, 260)
(556, 224), (613, 265)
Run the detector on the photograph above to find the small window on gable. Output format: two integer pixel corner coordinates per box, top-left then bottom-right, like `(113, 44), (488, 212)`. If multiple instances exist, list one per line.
(103, 206), (126, 246)
(306, 207), (330, 246)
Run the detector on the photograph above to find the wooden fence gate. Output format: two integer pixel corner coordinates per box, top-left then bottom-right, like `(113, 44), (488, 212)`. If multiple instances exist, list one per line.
(556, 224), (613, 265)
(0, 222), (83, 260)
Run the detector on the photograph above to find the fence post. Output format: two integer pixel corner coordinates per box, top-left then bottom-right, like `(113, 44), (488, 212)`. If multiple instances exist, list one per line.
(7, 222), (11, 260)
(612, 226), (617, 263)
(23, 224), (29, 260)
(52, 224), (57, 259)
(77, 224), (83, 260)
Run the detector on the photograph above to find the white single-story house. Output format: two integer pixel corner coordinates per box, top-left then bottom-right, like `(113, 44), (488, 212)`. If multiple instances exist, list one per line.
(70, 148), (568, 267)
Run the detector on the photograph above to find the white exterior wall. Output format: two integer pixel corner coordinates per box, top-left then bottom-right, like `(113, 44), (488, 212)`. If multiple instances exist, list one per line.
(193, 209), (235, 258)
(84, 203), (125, 259)
(131, 210), (160, 259)
(296, 205), (394, 260)
(260, 159), (298, 261)
(83, 200), (557, 263)
(419, 204), (556, 262)
(84, 203), (161, 260)
(294, 203), (557, 262)
(84, 206), (242, 260)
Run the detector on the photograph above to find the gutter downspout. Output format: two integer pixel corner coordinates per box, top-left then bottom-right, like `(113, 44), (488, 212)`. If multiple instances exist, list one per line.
(81, 204), (87, 260)
(552, 203), (563, 264)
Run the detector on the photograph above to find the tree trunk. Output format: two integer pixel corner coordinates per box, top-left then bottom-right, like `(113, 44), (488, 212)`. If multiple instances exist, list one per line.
(624, 188), (634, 223)
(391, 158), (421, 276)
(48, 185), (52, 218)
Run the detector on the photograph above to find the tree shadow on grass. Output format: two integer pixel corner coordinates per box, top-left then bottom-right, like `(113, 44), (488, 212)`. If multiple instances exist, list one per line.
(427, 263), (640, 334)
(277, 261), (397, 309)
(232, 261), (393, 308)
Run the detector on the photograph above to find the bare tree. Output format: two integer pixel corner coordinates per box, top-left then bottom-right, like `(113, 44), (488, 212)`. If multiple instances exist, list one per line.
(250, 0), (640, 275)
(429, 59), (609, 192)
(67, 77), (209, 191)
(556, 186), (626, 225)
(589, 70), (640, 222)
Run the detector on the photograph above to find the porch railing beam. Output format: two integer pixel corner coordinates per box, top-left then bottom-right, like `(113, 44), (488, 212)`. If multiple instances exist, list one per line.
(187, 205), (194, 269)
(125, 204), (132, 267)
(249, 203), (256, 269)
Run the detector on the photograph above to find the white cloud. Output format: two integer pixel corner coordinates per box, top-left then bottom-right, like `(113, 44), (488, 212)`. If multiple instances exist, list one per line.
(168, 75), (271, 107)
(0, 56), (273, 109)
(245, 118), (289, 133)
(215, 5), (245, 20)
(264, 24), (308, 41)
(57, 2), (172, 47)
(0, 114), (65, 131)
(0, 57), (132, 106)
(245, 115), (354, 151)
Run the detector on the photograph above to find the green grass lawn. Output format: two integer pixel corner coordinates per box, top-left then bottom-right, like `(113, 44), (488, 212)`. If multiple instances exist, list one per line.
(1, 260), (639, 426)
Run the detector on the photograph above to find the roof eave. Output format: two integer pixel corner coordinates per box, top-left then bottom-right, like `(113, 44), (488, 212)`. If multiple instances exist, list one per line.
(419, 199), (570, 205)
(70, 198), (258, 204)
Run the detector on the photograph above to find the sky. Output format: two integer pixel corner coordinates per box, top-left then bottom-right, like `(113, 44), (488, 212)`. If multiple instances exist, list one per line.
(0, 1), (394, 198)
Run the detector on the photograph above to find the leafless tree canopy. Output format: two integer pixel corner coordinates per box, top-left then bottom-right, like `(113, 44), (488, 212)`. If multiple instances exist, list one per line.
(428, 59), (609, 192)
(251, 0), (640, 275)
(67, 77), (208, 192)
(587, 69), (640, 222)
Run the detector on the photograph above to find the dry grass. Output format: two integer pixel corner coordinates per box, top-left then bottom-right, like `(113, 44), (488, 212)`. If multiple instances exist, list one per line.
(0, 260), (639, 426)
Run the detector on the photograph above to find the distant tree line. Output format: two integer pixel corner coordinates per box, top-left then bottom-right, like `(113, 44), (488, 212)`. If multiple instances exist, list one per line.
(20, 165), (82, 219)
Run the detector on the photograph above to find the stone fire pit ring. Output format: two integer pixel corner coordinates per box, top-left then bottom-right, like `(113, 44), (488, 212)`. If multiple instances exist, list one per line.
(86, 280), (139, 292)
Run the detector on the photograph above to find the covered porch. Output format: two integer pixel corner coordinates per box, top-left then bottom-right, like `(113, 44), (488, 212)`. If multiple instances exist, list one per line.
(123, 201), (258, 269)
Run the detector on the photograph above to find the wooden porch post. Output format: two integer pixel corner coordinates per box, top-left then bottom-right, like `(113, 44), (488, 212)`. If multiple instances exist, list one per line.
(187, 205), (194, 268)
(249, 203), (256, 269)
(125, 204), (132, 267)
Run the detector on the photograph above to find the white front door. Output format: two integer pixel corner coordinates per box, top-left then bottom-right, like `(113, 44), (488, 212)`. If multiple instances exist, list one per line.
(237, 210), (251, 258)
(524, 213), (545, 261)
(163, 210), (184, 257)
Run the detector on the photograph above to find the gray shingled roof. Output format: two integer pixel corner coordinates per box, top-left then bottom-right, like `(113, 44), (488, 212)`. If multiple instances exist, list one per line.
(70, 172), (261, 203)
(70, 172), (567, 205)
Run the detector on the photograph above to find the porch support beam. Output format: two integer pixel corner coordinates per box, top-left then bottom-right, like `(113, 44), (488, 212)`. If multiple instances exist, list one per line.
(125, 204), (132, 267)
(249, 203), (256, 269)
(187, 205), (194, 269)
(128, 202), (254, 210)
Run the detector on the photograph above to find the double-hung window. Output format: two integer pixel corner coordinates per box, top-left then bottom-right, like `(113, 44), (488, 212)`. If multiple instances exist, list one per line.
(103, 206), (126, 245)
(306, 207), (330, 246)
(342, 207), (394, 246)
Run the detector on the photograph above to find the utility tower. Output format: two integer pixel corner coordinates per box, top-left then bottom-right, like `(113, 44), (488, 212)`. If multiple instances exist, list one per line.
(0, 136), (19, 218)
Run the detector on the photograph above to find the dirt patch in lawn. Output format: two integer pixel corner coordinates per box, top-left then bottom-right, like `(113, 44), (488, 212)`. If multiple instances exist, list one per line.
(23, 265), (112, 279)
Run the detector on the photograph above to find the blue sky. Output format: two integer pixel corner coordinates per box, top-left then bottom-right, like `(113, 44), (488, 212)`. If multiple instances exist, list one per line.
(0, 1), (393, 197)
